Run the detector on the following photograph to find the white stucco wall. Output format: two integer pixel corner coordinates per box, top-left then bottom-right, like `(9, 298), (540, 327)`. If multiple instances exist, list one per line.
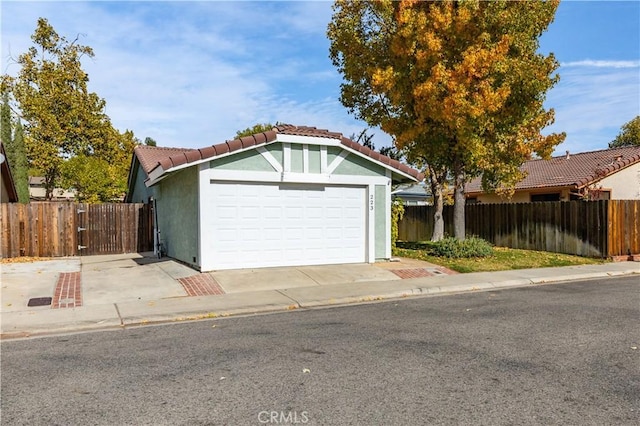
(598, 162), (640, 199)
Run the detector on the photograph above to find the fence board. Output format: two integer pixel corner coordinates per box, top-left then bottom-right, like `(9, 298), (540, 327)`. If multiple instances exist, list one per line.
(0, 202), (153, 258)
(398, 200), (640, 258)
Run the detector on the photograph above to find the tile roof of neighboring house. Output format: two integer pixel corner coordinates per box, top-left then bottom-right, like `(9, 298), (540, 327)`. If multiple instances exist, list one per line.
(465, 145), (640, 194)
(133, 124), (424, 182)
(28, 176), (45, 185)
(392, 182), (431, 197)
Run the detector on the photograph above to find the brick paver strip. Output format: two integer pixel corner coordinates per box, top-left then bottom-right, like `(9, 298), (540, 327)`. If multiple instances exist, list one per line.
(391, 268), (436, 279)
(52, 272), (82, 309)
(390, 266), (459, 279)
(178, 274), (225, 297)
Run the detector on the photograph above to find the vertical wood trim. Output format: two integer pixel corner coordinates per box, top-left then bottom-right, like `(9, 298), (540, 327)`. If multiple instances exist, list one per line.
(303, 144), (309, 174)
(320, 145), (327, 174)
(283, 143), (291, 173)
(367, 184), (375, 263)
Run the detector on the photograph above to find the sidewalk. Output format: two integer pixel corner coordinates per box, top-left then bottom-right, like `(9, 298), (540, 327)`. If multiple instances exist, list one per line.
(1, 253), (638, 339)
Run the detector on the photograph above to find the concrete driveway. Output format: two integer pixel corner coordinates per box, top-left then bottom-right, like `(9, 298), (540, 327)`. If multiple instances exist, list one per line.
(1, 253), (448, 312)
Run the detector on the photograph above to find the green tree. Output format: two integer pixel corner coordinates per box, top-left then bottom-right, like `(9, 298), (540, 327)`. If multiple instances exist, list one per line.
(11, 121), (30, 203)
(609, 116), (640, 148)
(1, 92), (12, 161)
(350, 129), (376, 150)
(234, 123), (275, 139)
(2, 91), (30, 203)
(2, 18), (136, 201)
(60, 128), (138, 202)
(328, 0), (565, 240)
(144, 137), (157, 147)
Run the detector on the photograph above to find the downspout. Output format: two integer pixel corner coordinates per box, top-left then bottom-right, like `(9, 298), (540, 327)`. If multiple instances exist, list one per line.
(153, 197), (160, 257)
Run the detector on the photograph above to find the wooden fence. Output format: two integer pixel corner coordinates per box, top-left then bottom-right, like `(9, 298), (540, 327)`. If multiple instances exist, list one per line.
(0, 202), (154, 258)
(398, 200), (640, 258)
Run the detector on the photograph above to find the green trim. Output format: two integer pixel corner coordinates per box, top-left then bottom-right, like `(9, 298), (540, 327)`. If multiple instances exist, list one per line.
(375, 185), (387, 259)
(266, 143), (283, 166)
(210, 148), (275, 172)
(291, 144), (303, 173)
(327, 146), (342, 165)
(334, 153), (385, 177)
(308, 145), (321, 174)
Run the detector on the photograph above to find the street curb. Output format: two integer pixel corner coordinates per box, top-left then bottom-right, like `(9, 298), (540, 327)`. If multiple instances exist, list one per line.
(1, 270), (638, 340)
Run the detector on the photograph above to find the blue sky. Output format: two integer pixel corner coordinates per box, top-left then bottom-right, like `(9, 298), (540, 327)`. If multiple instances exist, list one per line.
(1, 1), (638, 156)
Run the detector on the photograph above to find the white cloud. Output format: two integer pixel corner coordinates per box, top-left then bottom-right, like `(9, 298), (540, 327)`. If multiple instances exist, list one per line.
(546, 63), (640, 154)
(8, 2), (633, 158)
(0, 1), (372, 150)
(562, 60), (640, 69)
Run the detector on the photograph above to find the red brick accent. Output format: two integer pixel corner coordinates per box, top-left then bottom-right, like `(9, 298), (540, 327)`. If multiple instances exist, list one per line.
(178, 274), (225, 296)
(391, 267), (458, 279)
(611, 254), (640, 262)
(52, 272), (82, 309)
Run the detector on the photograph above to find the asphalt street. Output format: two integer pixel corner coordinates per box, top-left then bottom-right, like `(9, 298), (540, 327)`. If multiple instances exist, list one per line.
(1, 276), (638, 425)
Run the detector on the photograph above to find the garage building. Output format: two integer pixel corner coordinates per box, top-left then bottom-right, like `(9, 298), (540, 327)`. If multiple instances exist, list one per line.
(126, 124), (423, 271)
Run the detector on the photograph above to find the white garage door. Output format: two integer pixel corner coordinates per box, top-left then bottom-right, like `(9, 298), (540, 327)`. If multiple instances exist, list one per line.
(204, 182), (366, 270)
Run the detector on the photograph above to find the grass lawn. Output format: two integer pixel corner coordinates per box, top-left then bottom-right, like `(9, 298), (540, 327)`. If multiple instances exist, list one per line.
(394, 243), (607, 273)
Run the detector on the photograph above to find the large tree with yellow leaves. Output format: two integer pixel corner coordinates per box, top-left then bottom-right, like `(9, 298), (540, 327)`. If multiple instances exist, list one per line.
(328, 0), (565, 239)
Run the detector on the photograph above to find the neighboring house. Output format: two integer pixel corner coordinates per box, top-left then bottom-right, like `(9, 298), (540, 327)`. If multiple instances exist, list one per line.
(392, 182), (432, 206)
(465, 146), (640, 203)
(29, 177), (76, 201)
(126, 124), (423, 271)
(0, 142), (18, 203)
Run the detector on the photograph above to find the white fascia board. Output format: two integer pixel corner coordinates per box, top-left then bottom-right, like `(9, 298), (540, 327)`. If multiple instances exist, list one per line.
(275, 134), (342, 146)
(339, 145), (421, 183)
(207, 168), (390, 186)
(145, 170), (170, 187)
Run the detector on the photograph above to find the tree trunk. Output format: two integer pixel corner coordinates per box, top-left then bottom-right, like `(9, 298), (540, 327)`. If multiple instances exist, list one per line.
(428, 165), (445, 241)
(453, 165), (466, 240)
(45, 170), (55, 201)
(431, 184), (444, 242)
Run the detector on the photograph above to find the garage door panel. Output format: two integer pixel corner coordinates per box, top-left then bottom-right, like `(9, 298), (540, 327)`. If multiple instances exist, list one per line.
(205, 182), (366, 269)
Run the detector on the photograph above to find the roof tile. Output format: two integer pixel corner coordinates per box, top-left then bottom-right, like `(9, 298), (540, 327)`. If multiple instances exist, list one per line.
(240, 135), (256, 149)
(200, 146), (217, 159)
(213, 143), (229, 156)
(159, 158), (173, 171)
(134, 145), (197, 174)
(253, 132), (267, 145)
(135, 124), (424, 182)
(185, 150), (202, 163)
(170, 153), (188, 168)
(227, 139), (242, 152)
(466, 145), (640, 194)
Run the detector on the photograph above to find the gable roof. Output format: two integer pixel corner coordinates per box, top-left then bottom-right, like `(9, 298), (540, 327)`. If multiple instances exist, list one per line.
(465, 145), (640, 194)
(132, 124), (424, 186)
(1, 142), (18, 202)
(134, 145), (198, 175)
